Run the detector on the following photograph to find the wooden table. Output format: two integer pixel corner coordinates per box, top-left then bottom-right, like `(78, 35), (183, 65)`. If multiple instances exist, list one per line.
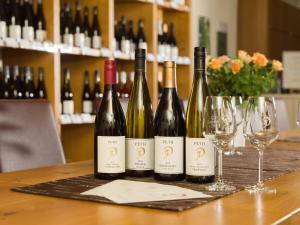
(1, 131), (300, 225)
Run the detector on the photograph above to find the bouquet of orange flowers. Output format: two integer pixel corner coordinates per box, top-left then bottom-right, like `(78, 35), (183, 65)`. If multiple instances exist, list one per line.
(207, 50), (283, 97)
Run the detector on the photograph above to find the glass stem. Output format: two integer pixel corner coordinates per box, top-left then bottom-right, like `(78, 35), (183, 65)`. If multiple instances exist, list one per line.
(217, 149), (223, 184)
(258, 150), (264, 187)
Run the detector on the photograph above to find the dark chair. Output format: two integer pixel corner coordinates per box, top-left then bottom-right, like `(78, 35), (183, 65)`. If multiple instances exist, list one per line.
(0, 100), (65, 172)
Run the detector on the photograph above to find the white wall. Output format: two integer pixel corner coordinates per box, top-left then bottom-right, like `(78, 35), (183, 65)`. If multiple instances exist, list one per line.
(192, 0), (238, 57)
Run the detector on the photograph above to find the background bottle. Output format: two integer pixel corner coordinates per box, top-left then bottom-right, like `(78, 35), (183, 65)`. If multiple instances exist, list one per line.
(162, 23), (170, 60)
(154, 61), (185, 181)
(0, 0), (7, 39)
(82, 70), (93, 114)
(126, 49), (154, 177)
(22, 0), (34, 41)
(24, 67), (36, 99)
(120, 16), (130, 54)
(3, 66), (14, 99)
(12, 65), (23, 99)
(74, 0), (84, 48)
(169, 23), (178, 61)
(35, 0), (47, 42)
(63, 3), (74, 46)
(94, 60), (126, 179)
(36, 67), (47, 99)
(91, 6), (101, 49)
(9, 0), (21, 39)
(92, 69), (102, 114)
(128, 20), (135, 54)
(136, 19), (147, 51)
(61, 68), (74, 114)
(83, 7), (91, 48)
(118, 71), (128, 98)
(186, 47), (215, 183)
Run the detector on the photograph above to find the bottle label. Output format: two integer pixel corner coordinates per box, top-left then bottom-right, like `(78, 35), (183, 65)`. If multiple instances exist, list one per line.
(154, 136), (184, 174)
(121, 39), (130, 54)
(112, 38), (117, 51)
(130, 41), (135, 54)
(171, 46), (179, 60)
(126, 138), (154, 170)
(138, 42), (147, 51)
(9, 25), (21, 39)
(158, 44), (165, 57)
(97, 136), (125, 173)
(36, 29), (46, 42)
(164, 44), (171, 60)
(75, 33), (85, 47)
(186, 137), (215, 176)
(0, 21), (7, 38)
(83, 100), (93, 114)
(62, 100), (74, 114)
(63, 34), (74, 46)
(22, 26), (34, 41)
(84, 36), (91, 48)
(92, 35), (101, 49)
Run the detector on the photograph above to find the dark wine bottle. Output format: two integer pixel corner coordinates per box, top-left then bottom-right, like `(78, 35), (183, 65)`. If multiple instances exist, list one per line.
(162, 23), (170, 60)
(24, 67), (36, 99)
(91, 6), (101, 49)
(60, 5), (65, 43)
(127, 20), (135, 54)
(120, 16), (130, 54)
(35, 0), (47, 42)
(61, 68), (74, 114)
(157, 20), (164, 57)
(0, 0), (7, 38)
(63, 3), (74, 46)
(36, 67), (47, 99)
(168, 23), (178, 60)
(3, 66), (14, 99)
(126, 49), (154, 177)
(94, 60), (126, 179)
(22, 0), (34, 41)
(114, 20), (120, 51)
(154, 61), (186, 181)
(186, 47), (215, 183)
(136, 19), (147, 51)
(12, 65), (23, 99)
(74, 0), (84, 48)
(82, 70), (93, 114)
(92, 69), (103, 114)
(9, 0), (21, 39)
(83, 7), (91, 48)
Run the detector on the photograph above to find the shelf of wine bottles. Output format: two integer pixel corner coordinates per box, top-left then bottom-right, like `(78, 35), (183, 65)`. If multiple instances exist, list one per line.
(0, 64), (47, 99)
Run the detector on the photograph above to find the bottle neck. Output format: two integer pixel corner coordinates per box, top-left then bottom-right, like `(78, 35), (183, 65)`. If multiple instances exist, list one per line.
(163, 67), (176, 88)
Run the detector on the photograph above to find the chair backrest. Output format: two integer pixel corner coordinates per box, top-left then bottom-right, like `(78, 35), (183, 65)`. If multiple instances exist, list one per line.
(0, 100), (65, 172)
(275, 99), (291, 131)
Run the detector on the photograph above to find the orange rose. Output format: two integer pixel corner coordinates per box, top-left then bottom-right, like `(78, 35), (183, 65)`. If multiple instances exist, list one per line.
(272, 60), (283, 71)
(231, 60), (241, 74)
(209, 58), (221, 70)
(217, 55), (230, 64)
(252, 53), (268, 67)
(238, 50), (252, 63)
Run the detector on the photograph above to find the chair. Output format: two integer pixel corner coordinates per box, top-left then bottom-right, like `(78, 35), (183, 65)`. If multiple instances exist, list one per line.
(0, 100), (65, 172)
(275, 99), (291, 131)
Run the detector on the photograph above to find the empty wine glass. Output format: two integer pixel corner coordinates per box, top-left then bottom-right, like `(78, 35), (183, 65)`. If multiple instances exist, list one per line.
(203, 96), (237, 192)
(224, 96), (244, 156)
(244, 96), (279, 193)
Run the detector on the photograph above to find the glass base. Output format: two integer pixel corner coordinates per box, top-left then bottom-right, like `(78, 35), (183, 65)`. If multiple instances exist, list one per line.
(245, 184), (276, 194)
(224, 149), (243, 156)
(206, 181), (236, 192)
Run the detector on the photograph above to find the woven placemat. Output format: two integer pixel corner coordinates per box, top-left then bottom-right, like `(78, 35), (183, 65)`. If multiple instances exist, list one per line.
(11, 148), (300, 211)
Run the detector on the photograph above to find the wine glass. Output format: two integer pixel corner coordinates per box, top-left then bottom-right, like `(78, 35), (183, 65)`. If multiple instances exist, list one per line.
(203, 96), (237, 192)
(224, 96), (244, 156)
(244, 96), (279, 193)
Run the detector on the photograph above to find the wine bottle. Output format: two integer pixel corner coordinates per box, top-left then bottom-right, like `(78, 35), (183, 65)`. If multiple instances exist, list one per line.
(118, 71), (128, 98)
(82, 70), (93, 114)
(186, 47), (215, 183)
(12, 65), (23, 99)
(91, 6), (101, 49)
(92, 69), (103, 114)
(0, 0), (7, 39)
(35, 0), (47, 42)
(60, 5), (65, 43)
(127, 20), (135, 54)
(126, 71), (134, 97)
(162, 23), (170, 60)
(157, 69), (163, 98)
(22, 0), (34, 41)
(9, 0), (21, 39)
(63, 3), (74, 46)
(3, 66), (14, 99)
(36, 67), (47, 99)
(74, 0), (84, 48)
(94, 60), (126, 179)
(169, 23), (178, 61)
(61, 68), (74, 114)
(120, 16), (130, 54)
(24, 67), (36, 99)
(114, 20), (120, 51)
(126, 49), (154, 177)
(154, 61), (186, 181)
(136, 19), (147, 51)
(83, 7), (91, 48)
(157, 20), (164, 57)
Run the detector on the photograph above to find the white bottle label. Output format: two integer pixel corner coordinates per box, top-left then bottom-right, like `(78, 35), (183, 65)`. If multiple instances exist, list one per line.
(9, 25), (21, 39)
(171, 46), (179, 61)
(22, 26), (34, 41)
(75, 33), (85, 47)
(92, 35), (101, 49)
(138, 42), (147, 51)
(112, 38), (117, 51)
(36, 29), (46, 42)
(158, 44), (165, 57)
(186, 137), (215, 176)
(121, 39), (130, 54)
(126, 138), (154, 170)
(84, 36), (91, 48)
(63, 34), (74, 46)
(154, 136), (184, 174)
(62, 100), (74, 114)
(0, 21), (7, 38)
(130, 41), (135, 54)
(97, 136), (125, 173)
(164, 44), (171, 60)
(83, 100), (93, 114)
